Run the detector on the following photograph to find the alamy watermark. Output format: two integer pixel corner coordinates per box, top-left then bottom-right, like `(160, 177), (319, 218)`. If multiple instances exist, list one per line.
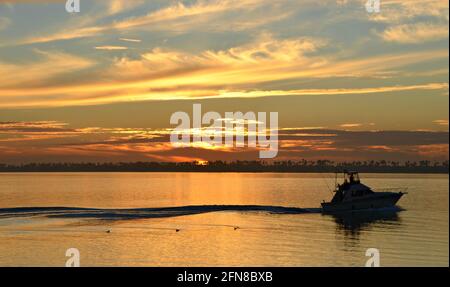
(65, 1), (379, 14)
(365, 248), (380, 267)
(65, 0), (80, 13)
(63, 247), (379, 266)
(170, 104), (278, 159)
(365, 0), (381, 13)
(65, 248), (80, 267)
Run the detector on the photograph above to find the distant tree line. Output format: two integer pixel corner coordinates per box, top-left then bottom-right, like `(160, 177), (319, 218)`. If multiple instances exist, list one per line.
(0, 160), (448, 173)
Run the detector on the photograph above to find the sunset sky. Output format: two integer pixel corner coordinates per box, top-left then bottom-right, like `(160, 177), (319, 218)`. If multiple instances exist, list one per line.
(0, 0), (448, 163)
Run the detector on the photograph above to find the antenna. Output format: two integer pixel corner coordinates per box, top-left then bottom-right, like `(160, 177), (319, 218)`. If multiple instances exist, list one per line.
(335, 172), (338, 191)
(319, 172), (334, 194)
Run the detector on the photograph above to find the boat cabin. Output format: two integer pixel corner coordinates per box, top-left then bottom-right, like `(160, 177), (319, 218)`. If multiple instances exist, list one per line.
(344, 171), (360, 184)
(330, 171), (374, 203)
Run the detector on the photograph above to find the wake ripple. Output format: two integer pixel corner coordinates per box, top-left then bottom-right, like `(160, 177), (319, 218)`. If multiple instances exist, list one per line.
(0, 205), (321, 220)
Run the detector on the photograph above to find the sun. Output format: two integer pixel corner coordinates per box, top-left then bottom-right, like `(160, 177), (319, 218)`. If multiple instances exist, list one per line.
(196, 160), (209, 166)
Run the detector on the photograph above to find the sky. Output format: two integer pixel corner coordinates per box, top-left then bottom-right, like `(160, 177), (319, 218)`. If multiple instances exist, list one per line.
(0, 0), (448, 163)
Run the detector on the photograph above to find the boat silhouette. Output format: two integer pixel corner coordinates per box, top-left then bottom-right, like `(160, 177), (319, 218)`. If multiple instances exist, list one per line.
(321, 171), (406, 213)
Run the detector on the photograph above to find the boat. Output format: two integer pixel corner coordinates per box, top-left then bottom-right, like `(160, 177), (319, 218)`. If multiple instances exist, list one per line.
(321, 171), (405, 213)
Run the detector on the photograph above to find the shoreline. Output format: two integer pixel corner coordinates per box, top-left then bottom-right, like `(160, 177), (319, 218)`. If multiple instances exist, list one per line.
(0, 170), (448, 174)
(1, 161), (448, 174)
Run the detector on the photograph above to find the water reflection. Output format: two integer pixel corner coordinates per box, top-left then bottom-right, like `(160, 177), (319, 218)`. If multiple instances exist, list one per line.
(0, 173), (447, 266)
(325, 209), (402, 241)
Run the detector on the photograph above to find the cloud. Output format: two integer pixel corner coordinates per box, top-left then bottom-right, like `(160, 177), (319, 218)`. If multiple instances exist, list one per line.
(0, 31), (447, 108)
(1, 124), (448, 163)
(107, 0), (144, 15)
(0, 121), (170, 144)
(433, 119), (449, 126)
(0, 121), (75, 142)
(0, 49), (95, 89)
(0, 121), (69, 132)
(0, 1), (447, 110)
(119, 38), (141, 43)
(340, 123), (363, 128)
(95, 46), (128, 50)
(368, 0), (449, 23)
(17, 0), (276, 45)
(381, 22), (449, 43)
(211, 83), (449, 99)
(0, 17), (10, 31)
(1, 0), (145, 48)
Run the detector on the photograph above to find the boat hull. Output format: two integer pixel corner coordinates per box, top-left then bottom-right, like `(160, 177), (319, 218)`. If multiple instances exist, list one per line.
(321, 192), (404, 213)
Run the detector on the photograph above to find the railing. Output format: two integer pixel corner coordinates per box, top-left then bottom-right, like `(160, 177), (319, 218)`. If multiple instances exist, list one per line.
(373, 187), (408, 193)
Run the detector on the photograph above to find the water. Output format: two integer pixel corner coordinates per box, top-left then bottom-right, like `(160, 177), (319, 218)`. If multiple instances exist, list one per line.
(0, 173), (448, 266)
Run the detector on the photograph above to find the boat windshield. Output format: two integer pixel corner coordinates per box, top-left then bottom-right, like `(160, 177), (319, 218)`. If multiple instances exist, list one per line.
(344, 171), (360, 184)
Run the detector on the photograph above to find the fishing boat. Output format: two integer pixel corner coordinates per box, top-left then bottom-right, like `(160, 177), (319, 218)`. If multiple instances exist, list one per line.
(321, 171), (405, 213)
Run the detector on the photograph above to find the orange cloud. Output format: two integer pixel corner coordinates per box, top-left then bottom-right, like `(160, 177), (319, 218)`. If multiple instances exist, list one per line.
(0, 33), (447, 108)
(340, 123), (363, 128)
(433, 119), (449, 126)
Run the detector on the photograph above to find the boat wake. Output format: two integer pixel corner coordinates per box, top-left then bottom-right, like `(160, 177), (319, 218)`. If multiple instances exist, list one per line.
(0, 205), (322, 220)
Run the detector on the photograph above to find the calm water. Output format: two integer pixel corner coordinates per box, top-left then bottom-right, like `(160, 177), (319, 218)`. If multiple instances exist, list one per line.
(0, 173), (448, 266)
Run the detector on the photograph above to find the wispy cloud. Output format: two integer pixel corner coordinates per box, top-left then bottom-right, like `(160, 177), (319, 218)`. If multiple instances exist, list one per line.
(107, 0), (145, 15)
(211, 84), (449, 99)
(119, 38), (141, 43)
(0, 30), (447, 107)
(95, 46), (128, 50)
(16, 0), (276, 45)
(0, 49), (95, 89)
(433, 119), (449, 126)
(340, 123), (363, 128)
(0, 123), (448, 163)
(368, 0), (449, 23)
(0, 121), (68, 132)
(381, 22), (449, 43)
